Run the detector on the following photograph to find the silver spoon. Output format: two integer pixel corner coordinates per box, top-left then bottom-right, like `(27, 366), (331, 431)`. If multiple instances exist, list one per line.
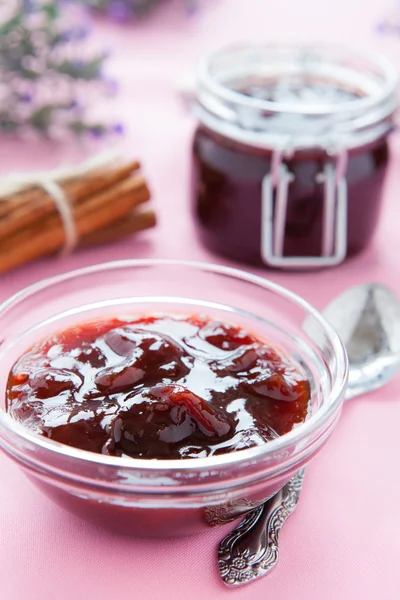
(218, 283), (400, 587)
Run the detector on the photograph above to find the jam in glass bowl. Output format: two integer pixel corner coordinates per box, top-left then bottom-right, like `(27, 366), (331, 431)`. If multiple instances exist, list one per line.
(0, 260), (347, 536)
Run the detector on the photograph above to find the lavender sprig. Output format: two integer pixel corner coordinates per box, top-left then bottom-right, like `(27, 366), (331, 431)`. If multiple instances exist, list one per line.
(0, 1), (121, 138)
(376, 1), (400, 34)
(81, 0), (198, 21)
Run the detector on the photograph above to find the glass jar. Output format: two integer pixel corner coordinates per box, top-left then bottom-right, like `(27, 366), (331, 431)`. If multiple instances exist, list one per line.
(192, 44), (398, 268)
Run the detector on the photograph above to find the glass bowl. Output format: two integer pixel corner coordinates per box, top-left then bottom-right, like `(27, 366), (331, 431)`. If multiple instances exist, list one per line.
(0, 260), (348, 537)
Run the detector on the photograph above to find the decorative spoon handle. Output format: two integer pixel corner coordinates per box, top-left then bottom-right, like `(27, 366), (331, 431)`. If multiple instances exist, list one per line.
(218, 468), (305, 586)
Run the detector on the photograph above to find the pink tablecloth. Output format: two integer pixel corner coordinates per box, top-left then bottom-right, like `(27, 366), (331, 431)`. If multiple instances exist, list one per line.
(1, 1), (400, 598)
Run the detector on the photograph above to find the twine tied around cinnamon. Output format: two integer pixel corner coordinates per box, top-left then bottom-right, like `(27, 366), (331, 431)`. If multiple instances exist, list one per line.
(0, 151), (155, 275)
(0, 150), (125, 255)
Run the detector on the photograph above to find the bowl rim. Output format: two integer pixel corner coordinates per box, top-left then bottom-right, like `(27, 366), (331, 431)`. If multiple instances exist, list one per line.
(0, 259), (348, 473)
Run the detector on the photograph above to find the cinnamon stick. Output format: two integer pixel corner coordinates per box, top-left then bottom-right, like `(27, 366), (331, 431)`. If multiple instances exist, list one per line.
(79, 208), (156, 248)
(0, 176), (150, 274)
(0, 160), (140, 235)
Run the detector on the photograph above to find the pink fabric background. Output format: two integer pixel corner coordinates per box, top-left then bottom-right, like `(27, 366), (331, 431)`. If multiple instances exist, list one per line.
(1, 0), (400, 598)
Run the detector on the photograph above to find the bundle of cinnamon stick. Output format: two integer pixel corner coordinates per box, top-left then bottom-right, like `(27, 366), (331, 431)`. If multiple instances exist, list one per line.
(0, 156), (155, 274)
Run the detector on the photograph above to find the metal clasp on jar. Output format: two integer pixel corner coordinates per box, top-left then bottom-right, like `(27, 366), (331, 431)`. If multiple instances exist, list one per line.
(261, 148), (348, 268)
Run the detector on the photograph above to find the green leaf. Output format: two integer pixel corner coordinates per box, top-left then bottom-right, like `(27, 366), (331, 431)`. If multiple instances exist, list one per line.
(19, 67), (40, 80)
(40, 2), (60, 22)
(0, 117), (19, 133)
(29, 105), (54, 132)
(68, 120), (87, 135)
(50, 55), (105, 80)
(0, 14), (22, 36)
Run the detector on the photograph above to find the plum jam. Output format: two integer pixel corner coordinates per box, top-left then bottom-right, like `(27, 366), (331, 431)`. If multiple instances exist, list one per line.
(192, 45), (397, 268)
(6, 315), (310, 459)
(193, 126), (389, 265)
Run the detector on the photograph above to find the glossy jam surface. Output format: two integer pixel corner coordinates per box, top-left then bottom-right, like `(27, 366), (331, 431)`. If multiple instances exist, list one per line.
(6, 315), (310, 459)
(192, 80), (390, 266)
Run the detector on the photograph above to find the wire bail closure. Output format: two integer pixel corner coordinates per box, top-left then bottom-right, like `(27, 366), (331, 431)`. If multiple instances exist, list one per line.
(261, 149), (348, 268)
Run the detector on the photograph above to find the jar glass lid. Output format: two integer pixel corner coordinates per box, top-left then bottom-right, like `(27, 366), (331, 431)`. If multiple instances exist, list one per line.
(195, 44), (399, 151)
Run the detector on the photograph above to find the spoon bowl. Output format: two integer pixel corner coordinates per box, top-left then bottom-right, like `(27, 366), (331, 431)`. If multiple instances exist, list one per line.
(323, 283), (400, 398)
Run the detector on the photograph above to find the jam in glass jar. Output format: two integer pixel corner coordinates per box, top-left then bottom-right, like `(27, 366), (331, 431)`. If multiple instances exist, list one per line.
(192, 44), (398, 268)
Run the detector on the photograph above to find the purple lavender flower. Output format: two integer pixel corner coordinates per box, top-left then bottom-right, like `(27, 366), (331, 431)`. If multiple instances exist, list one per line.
(375, 21), (387, 33)
(89, 126), (106, 138)
(84, 0), (200, 20)
(377, 2), (400, 35)
(103, 77), (119, 96)
(185, 0), (199, 15)
(22, 0), (36, 14)
(18, 92), (33, 103)
(112, 123), (124, 134)
(106, 1), (132, 21)
(60, 25), (91, 43)
(0, 1), (117, 138)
